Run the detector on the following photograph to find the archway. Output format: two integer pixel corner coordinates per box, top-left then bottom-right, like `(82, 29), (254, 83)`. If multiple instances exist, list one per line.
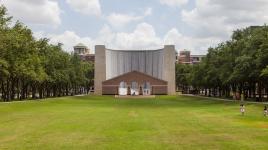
(143, 82), (151, 95)
(119, 81), (127, 95)
(130, 81), (139, 95)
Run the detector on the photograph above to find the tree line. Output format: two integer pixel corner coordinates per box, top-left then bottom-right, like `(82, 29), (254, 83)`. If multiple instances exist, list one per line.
(176, 25), (268, 101)
(0, 6), (94, 102)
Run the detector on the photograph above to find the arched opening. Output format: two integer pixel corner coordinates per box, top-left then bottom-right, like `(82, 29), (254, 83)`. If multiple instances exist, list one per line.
(143, 82), (151, 95)
(130, 81), (139, 96)
(119, 81), (127, 95)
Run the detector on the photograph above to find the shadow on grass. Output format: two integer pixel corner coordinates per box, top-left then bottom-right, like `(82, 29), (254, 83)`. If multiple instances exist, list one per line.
(2, 95), (258, 111)
(60, 95), (243, 109)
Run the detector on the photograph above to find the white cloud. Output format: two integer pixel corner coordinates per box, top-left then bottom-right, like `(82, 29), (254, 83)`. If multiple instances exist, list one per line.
(34, 22), (219, 55)
(160, 0), (189, 7)
(94, 23), (162, 50)
(182, 0), (268, 38)
(99, 23), (221, 54)
(164, 28), (222, 54)
(113, 23), (162, 49)
(144, 8), (153, 16)
(34, 22), (162, 53)
(66, 0), (101, 16)
(34, 31), (92, 53)
(106, 8), (153, 28)
(107, 13), (143, 28)
(0, 0), (61, 27)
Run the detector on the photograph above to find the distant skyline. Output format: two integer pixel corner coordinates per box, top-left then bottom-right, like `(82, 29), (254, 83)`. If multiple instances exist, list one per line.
(1, 0), (268, 54)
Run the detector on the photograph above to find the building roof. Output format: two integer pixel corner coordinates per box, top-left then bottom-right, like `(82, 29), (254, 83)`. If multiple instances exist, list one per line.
(191, 55), (206, 57)
(106, 48), (164, 52)
(74, 43), (87, 48)
(102, 70), (167, 85)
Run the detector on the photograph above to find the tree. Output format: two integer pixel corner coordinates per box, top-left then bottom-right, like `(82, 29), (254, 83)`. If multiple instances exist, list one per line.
(0, 5), (95, 101)
(176, 25), (268, 101)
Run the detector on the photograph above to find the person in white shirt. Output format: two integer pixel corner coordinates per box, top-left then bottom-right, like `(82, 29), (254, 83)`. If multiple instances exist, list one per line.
(264, 106), (267, 117)
(240, 104), (245, 116)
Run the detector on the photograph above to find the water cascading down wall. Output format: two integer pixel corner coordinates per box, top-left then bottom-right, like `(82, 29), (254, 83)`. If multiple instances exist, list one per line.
(94, 45), (176, 95)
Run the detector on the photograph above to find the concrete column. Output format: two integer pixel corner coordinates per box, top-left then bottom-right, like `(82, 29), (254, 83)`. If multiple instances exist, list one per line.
(163, 45), (176, 95)
(94, 45), (106, 95)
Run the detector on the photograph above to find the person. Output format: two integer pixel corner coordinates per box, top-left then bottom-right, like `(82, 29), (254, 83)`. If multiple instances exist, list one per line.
(264, 106), (268, 117)
(240, 104), (245, 116)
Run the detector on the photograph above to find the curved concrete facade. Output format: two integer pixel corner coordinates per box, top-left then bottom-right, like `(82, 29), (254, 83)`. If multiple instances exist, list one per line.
(94, 45), (176, 95)
(106, 49), (164, 80)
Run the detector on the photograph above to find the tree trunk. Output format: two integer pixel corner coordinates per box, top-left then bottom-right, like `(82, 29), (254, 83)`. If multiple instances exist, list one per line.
(257, 82), (262, 102)
(65, 84), (69, 96)
(1, 82), (6, 101)
(17, 79), (20, 100)
(32, 82), (36, 99)
(266, 87), (268, 101)
(10, 77), (15, 100)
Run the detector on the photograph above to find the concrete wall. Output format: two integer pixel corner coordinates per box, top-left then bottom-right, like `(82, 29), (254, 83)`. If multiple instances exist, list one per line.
(94, 45), (106, 95)
(94, 45), (176, 95)
(105, 49), (164, 80)
(163, 45), (176, 95)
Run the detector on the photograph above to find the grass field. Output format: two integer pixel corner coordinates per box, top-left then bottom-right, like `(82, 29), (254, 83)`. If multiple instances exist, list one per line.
(0, 95), (268, 150)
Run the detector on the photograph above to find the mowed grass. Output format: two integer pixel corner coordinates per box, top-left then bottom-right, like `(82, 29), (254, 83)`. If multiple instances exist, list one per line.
(0, 95), (268, 150)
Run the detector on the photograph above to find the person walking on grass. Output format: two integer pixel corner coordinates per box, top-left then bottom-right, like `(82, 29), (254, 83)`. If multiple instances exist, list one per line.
(264, 106), (268, 117)
(240, 104), (245, 116)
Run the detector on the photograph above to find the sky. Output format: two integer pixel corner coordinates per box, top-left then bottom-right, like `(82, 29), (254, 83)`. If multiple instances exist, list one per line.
(1, 0), (268, 54)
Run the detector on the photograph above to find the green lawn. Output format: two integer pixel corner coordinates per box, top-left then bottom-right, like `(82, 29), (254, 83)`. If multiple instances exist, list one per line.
(0, 95), (268, 150)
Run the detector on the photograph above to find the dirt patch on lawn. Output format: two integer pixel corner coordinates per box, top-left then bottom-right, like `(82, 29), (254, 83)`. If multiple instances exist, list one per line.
(258, 124), (268, 128)
(128, 111), (138, 118)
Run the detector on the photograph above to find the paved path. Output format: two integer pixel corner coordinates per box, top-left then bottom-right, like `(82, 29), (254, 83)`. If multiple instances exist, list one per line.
(182, 94), (268, 105)
(74, 94), (88, 97)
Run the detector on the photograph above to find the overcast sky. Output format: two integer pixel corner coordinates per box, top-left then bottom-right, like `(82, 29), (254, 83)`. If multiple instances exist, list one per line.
(1, 0), (268, 54)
